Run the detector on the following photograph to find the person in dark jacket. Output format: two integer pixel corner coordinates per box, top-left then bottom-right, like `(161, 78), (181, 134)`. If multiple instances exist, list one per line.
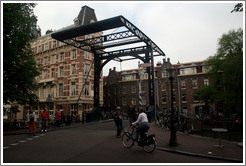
(114, 106), (123, 138)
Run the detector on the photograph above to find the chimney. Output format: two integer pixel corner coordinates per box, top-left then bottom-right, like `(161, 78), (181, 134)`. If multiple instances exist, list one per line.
(163, 58), (166, 63)
(167, 58), (170, 62)
(113, 67), (116, 71)
(109, 68), (112, 72)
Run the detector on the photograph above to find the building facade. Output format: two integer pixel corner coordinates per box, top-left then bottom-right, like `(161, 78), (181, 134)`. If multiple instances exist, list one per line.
(29, 6), (103, 120)
(103, 58), (214, 118)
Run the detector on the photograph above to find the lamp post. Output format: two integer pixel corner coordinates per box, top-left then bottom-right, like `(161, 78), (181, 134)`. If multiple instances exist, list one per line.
(167, 66), (178, 146)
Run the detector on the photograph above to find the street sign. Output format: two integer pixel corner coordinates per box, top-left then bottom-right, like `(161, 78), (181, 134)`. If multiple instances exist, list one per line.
(139, 63), (153, 68)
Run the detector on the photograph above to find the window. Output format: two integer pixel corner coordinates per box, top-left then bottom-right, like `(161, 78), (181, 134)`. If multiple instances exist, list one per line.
(181, 80), (186, 89)
(204, 78), (209, 85)
(192, 79), (197, 88)
(162, 70), (168, 78)
(59, 83), (63, 96)
(59, 66), (64, 77)
(131, 85), (136, 93)
(60, 41), (65, 46)
(51, 68), (55, 78)
(162, 84), (166, 91)
(122, 96), (127, 106)
(142, 96), (146, 105)
(50, 85), (54, 97)
(180, 69), (185, 75)
(71, 104), (77, 115)
(43, 70), (48, 79)
(38, 45), (42, 53)
(141, 83), (145, 92)
(37, 59), (41, 65)
(182, 94), (187, 102)
(122, 86), (126, 94)
(85, 51), (90, 59)
(44, 43), (49, 51)
(84, 82), (89, 96)
(162, 94), (167, 103)
(192, 67), (196, 73)
(193, 92), (199, 102)
(51, 55), (56, 64)
(132, 97), (136, 105)
(85, 64), (90, 75)
(71, 64), (76, 75)
(44, 57), (48, 66)
(173, 95), (176, 102)
(43, 86), (46, 98)
(52, 40), (56, 48)
(71, 82), (76, 96)
(72, 50), (77, 59)
(122, 74), (136, 81)
(182, 107), (187, 115)
(60, 52), (64, 62)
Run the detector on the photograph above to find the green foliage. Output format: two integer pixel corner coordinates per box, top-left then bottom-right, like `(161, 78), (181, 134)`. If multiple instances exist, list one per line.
(231, 3), (243, 13)
(204, 29), (243, 117)
(3, 3), (41, 106)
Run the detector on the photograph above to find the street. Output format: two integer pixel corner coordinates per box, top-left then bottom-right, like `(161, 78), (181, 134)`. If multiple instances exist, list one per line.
(3, 120), (231, 163)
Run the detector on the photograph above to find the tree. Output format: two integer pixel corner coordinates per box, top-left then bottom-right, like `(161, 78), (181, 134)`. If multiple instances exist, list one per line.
(193, 85), (215, 114)
(204, 28), (243, 117)
(231, 3), (243, 13)
(3, 3), (41, 106)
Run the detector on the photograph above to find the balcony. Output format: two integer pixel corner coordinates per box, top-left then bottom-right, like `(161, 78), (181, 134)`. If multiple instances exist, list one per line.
(38, 77), (57, 84)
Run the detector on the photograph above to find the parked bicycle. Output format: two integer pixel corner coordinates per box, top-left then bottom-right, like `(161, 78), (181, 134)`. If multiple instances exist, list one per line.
(177, 114), (194, 135)
(121, 125), (157, 153)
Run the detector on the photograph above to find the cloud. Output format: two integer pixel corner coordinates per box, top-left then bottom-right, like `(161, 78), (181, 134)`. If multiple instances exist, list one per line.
(33, 2), (243, 75)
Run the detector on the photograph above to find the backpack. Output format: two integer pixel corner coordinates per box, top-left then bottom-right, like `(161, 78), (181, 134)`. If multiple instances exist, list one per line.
(29, 113), (34, 122)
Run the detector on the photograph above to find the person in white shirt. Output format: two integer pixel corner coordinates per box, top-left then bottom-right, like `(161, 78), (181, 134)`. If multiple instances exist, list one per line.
(132, 107), (149, 141)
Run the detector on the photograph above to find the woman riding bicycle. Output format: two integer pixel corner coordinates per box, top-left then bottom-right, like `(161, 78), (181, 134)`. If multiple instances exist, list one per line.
(132, 107), (149, 142)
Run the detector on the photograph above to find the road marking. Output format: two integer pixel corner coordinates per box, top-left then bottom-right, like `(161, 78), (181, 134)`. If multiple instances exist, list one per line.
(26, 138), (34, 141)
(4, 134), (45, 150)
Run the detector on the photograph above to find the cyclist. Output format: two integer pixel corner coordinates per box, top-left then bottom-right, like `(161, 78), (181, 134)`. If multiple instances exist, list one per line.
(132, 107), (149, 142)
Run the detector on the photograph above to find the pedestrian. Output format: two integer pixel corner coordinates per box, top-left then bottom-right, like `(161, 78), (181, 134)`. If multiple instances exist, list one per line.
(127, 104), (133, 124)
(41, 107), (49, 132)
(113, 106), (123, 138)
(132, 106), (138, 122)
(27, 109), (36, 136)
(55, 107), (62, 128)
(132, 107), (149, 142)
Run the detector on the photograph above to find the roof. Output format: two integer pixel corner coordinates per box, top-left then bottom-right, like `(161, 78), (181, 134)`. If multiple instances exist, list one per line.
(77, 6), (97, 26)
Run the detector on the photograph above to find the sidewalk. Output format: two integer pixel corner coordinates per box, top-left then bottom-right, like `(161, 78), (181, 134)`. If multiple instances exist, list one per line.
(149, 123), (243, 163)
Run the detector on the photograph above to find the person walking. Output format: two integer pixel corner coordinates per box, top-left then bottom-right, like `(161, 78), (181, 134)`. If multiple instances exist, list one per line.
(55, 108), (62, 128)
(41, 108), (49, 132)
(27, 109), (36, 136)
(113, 106), (123, 138)
(132, 107), (149, 142)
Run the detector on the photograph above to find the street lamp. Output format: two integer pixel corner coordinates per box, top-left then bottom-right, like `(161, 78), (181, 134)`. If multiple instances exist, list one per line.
(167, 66), (178, 146)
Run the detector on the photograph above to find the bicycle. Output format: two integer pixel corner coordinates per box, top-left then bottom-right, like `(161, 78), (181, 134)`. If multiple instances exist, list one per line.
(177, 115), (194, 135)
(121, 125), (157, 153)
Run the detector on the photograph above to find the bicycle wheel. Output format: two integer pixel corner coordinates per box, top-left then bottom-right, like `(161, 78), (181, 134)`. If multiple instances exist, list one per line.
(142, 137), (157, 153)
(122, 132), (134, 148)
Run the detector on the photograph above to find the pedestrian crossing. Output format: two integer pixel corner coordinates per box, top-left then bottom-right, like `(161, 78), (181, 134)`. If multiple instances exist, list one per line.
(3, 134), (46, 150)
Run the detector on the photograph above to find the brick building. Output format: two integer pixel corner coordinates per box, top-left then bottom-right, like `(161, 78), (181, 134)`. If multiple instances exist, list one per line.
(29, 6), (103, 120)
(103, 58), (214, 118)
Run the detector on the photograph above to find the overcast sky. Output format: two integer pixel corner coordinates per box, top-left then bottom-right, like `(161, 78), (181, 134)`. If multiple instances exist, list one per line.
(33, 1), (244, 76)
